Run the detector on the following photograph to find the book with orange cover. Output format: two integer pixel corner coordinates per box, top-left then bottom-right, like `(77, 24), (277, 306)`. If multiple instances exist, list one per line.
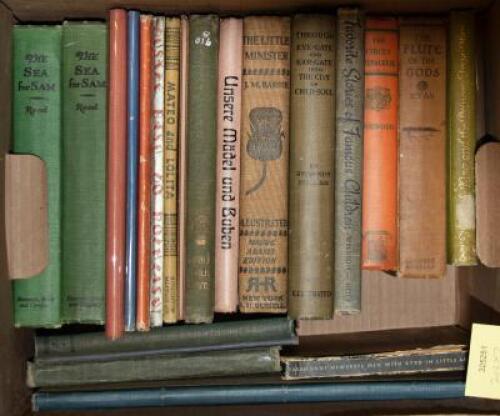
(362, 17), (399, 271)
(136, 14), (153, 331)
(106, 9), (127, 339)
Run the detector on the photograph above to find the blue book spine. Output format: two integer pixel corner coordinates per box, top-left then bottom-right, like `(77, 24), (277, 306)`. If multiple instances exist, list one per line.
(125, 10), (140, 332)
(32, 381), (465, 411)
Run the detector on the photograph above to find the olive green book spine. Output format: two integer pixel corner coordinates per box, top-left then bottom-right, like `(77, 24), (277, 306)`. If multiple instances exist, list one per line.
(61, 22), (107, 324)
(12, 26), (62, 328)
(185, 15), (219, 323)
(334, 8), (364, 313)
(27, 347), (281, 387)
(448, 11), (477, 265)
(288, 15), (335, 319)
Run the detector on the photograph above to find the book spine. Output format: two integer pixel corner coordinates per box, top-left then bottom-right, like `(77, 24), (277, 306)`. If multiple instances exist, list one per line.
(136, 14), (153, 331)
(27, 347), (281, 387)
(334, 8), (364, 313)
(33, 381), (466, 411)
(215, 17), (243, 313)
(448, 11), (477, 266)
(106, 9), (127, 339)
(288, 14), (335, 319)
(239, 16), (291, 313)
(163, 17), (181, 323)
(150, 17), (165, 328)
(12, 26), (62, 328)
(177, 15), (189, 321)
(61, 22), (107, 324)
(185, 15), (219, 323)
(361, 18), (399, 271)
(35, 317), (295, 357)
(399, 19), (446, 278)
(125, 10), (139, 332)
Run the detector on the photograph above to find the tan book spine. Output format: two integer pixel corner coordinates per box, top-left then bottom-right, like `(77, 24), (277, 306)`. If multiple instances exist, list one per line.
(177, 15), (188, 321)
(399, 19), (447, 278)
(239, 16), (290, 313)
(215, 18), (243, 313)
(288, 14), (335, 319)
(163, 17), (180, 323)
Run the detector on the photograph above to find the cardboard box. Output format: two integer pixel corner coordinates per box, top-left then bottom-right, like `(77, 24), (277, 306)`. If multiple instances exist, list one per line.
(1, 0), (500, 414)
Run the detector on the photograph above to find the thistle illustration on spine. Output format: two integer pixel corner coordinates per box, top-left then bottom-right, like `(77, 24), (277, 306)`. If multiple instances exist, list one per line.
(245, 107), (283, 195)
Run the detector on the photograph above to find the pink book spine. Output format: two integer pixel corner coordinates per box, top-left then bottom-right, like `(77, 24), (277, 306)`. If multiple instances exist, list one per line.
(214, 18), (243, 313)
(150, 16), (165, 327)
(177, 15), (188, 321)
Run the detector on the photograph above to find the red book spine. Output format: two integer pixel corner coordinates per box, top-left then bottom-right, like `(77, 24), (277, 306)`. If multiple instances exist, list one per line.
(136, 14), (153, 331)
(106, 9), (127, 339)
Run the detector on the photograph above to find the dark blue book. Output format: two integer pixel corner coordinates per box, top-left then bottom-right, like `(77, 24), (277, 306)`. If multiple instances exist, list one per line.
(32, 381), (465, 411)
(125, 10), (140, 332)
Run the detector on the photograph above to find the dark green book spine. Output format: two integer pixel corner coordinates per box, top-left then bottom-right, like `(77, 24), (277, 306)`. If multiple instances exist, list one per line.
(334, 9), (364, 313)
(185, 15), (219, 323)
(27, 347), (281, 387)
(12, 26), (62, 328)
(61, 22), (107, 324)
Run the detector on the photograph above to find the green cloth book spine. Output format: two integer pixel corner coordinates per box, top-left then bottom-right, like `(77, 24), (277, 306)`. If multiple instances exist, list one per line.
(334, 8), (364, 313)
(447, 11), (477, 266)
(185, 15), (219, 323)
(27, 347), (281, 387)
(12, 26), (62, 328)
(61, 22), (107, 324)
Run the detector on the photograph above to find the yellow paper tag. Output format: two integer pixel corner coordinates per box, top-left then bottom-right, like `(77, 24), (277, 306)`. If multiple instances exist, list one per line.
(465, 323), (500, 399)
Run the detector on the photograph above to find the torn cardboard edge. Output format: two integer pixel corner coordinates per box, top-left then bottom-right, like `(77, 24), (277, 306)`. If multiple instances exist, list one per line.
(5, 153), (48, 280)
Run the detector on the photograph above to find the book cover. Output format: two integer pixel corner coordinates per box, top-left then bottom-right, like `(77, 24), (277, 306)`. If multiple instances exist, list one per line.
(136, 14), (153, 331)
(215, 17), (243, 313)
(12, 26), (62, 328)
(399, 18), (446, 278)
(185, 15), (219, 323)
(361, 17), (399, 271)
(163, 16), (181, 323)
(61, 22), (107, 324)
(239, 16), (291, 313)
(448, 11), (477, 266)
(106, 9), (127, 339)
(150, 16), (165, 328)
(282, 345), (467, 380)
(125, 10), (139, 332)
(334, 8), (364, 313)
(288, 14), (335, 319)
(27, 347), (281, 387)
(33, 381), (465, 411)
(177, 15), (189, 321)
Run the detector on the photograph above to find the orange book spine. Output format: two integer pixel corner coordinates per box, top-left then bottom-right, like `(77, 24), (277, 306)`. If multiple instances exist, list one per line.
(136, 14), (153, 330)
(362, 18), (399, 271)
(106, 9), (127, 339)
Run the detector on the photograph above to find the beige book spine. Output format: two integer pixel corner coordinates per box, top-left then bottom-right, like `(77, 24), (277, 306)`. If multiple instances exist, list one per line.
(239, 16), (290, 313)
(215, 18), (243, 313)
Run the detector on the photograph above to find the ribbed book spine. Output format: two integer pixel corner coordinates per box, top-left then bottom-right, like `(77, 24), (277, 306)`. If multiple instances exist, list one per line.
(399, 19), (446, 278)
(177, 15), (189, 321)
(125, 10), (139, 332)
(163, 17), (181, 323)
(137, 14), (153, 331)
(150, 17), (165, 327)
(185, 15), (219, 323)
(239, 16), (291, 313)
(288, 14), (335, 319)
(12, 26), (62, 328)
(215, 17), (243, 313)
(334, 8), (364, 313)
(61, 22), (107, 324)
(106, 9), (127, 339)
(361, 18), (399, 271)
(448, 11), (477, 266)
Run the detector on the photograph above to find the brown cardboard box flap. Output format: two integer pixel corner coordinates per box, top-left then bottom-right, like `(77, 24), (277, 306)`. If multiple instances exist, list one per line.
(5, 153), (48, 279)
